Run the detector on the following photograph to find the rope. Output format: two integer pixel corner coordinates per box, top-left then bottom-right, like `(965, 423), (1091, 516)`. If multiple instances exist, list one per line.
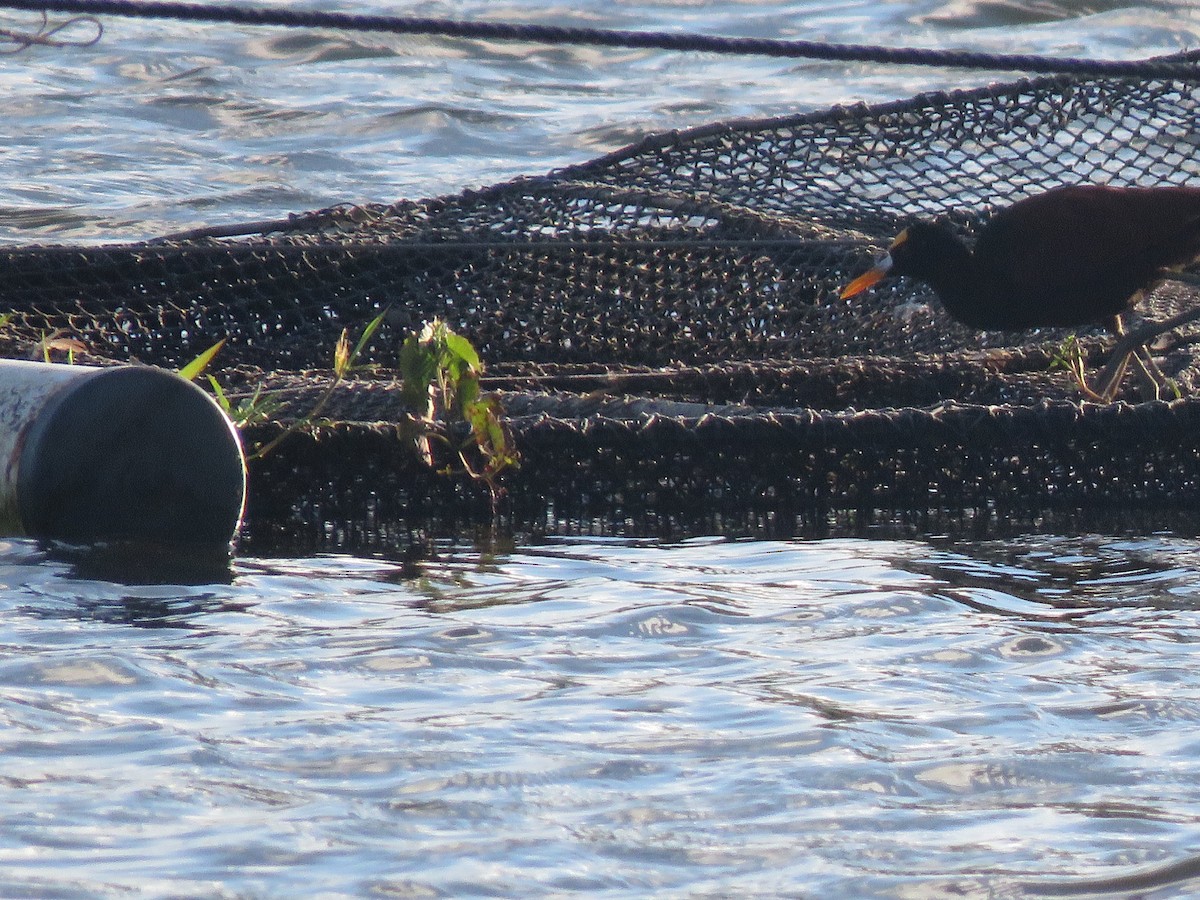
(0, 10), (99, 51)
(3, 0), (1199, 79)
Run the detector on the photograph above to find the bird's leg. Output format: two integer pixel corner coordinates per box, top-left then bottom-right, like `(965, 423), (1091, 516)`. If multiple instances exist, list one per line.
(1081, 316), (1161, 402)
(1114, 313), (1170, 401)
(1078, 316), (1132, 402)
(1104, 304), (1200, 359)
(1129, 348), (1168, 401)
(1075, 360), (1128, 403)
(1089, 273), (1200, 403)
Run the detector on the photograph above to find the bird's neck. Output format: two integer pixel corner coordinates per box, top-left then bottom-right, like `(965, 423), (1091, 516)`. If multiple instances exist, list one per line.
(920, 242), (1004, 329)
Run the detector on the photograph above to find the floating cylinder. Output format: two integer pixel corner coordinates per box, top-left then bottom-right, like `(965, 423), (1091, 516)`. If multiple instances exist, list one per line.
(0, 361), (246, 545)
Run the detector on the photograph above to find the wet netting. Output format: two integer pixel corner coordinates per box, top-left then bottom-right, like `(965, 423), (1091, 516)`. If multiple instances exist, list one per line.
(6, 59), (1200, 549)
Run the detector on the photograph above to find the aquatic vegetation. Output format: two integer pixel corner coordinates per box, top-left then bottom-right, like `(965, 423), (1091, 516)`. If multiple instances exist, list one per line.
(400, 317), (519, 504)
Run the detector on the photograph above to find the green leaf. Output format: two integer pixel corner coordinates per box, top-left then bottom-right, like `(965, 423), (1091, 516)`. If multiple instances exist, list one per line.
(349, 309), (388, 366)
(179, 338), (226, 382)
(466, 395), (510, 462)
(206, 374), (231, 412)
(456, 372), (480, 414)
(465, 394), (490, 441)
(400, 334), (438, 416)
(443, 331), (481, 372)
(485, 411), (508, 459)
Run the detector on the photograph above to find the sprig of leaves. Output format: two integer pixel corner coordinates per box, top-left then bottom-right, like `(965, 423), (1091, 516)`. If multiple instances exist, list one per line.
(182, 310), (386, 458)
(180, 337), (281, 430)
(399, 318), (518, 502)
(1049, 334), (1089, 388)
(249, 310), (387, 460)
(181, 314), (516, 502)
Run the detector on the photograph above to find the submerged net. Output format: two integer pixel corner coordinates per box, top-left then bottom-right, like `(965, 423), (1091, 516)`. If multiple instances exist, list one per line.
(5, 64), (1200, 550)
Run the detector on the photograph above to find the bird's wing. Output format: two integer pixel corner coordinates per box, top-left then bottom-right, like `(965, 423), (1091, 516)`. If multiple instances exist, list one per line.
(976, 185), (1200, 294)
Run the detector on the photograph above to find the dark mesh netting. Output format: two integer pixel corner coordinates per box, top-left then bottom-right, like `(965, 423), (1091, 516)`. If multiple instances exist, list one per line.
(5, 66), (1200, 549)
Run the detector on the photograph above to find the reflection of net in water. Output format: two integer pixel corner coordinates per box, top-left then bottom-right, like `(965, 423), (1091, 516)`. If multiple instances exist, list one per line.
(3, 65), (1200, 548)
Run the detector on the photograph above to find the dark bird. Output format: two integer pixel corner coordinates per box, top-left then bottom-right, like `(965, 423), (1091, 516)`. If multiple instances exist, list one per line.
(840, 184), (1200, 331)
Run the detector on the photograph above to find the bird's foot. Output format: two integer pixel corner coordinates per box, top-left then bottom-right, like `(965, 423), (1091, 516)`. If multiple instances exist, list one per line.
(1127, 347), (1175, 402)
(1080, 339), (1179, 403)
(1077, 345), (1176, 403)
(1052, 332), (1130, 402)
(1072, 303), (1200, 402)
(1078, 350), (1130, 403)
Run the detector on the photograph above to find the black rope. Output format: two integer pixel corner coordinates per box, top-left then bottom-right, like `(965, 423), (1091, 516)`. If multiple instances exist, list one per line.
(0, 9), (99, 51)
(2, 0), (1199, 79)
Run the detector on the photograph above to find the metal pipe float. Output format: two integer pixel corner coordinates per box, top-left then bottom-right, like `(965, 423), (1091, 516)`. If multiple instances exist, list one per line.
(0, 360), (245, 545)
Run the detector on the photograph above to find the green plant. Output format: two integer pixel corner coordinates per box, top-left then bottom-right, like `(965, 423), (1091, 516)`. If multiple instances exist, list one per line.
(179, 315), (517, 501)
(181, 310), (386, 458)
(207, 377), (283, 429)
(1050, 333), (1109, 399)
(400, 318), (518, 502)
(249, 310), (387, 460)
(1049, 334), (1086, 381)
(179, 338), (280, 428)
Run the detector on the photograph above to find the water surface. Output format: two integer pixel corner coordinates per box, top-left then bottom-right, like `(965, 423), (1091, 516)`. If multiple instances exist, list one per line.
(3, 533), (1200, 895)
(1, 0), (1197, 240)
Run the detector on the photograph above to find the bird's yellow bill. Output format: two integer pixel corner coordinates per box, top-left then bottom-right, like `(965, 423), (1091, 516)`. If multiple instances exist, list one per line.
(841, 228), (908, 299)
(840, 261), (889, 299)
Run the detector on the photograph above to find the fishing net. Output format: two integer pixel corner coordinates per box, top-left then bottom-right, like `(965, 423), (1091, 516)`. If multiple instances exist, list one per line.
(5, 64), (1200, 551)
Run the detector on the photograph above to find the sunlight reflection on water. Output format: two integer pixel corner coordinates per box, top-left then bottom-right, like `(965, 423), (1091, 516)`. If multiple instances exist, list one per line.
(1, 0), (1197, 240)
(0, 532), (1199, 893)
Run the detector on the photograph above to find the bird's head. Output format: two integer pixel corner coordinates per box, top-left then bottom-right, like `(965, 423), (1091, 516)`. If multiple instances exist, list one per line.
(840, 221), (964, 299)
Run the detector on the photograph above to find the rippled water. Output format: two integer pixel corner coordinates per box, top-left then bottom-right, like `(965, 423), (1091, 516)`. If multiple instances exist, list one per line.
(3, 532), (1200, 895)
(2, 0), (1198, 241)
(4, 0), (1200, 894)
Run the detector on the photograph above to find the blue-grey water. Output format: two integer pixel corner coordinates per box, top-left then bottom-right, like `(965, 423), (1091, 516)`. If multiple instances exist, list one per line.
(3, 0), (1198, 242)
(3, 0), (1200, 895)
(8, 532), (1200, 897)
